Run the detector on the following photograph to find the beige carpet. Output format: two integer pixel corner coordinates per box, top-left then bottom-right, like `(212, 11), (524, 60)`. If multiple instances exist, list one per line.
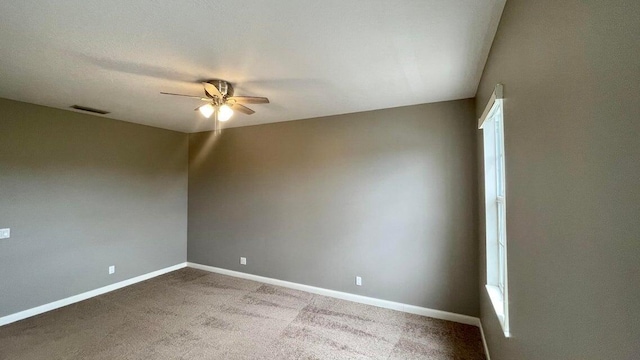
(0, 268), (486, 359)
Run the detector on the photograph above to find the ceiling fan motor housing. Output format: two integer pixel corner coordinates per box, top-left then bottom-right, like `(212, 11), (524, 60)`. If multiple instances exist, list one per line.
(206, 80), (234, 98)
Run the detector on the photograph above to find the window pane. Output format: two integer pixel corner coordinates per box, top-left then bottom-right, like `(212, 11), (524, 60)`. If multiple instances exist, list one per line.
(497, 203), (505, 245)
(498, 155), (505, 196)
(494, 111), (505, 197)
(498, 243), (505, 291)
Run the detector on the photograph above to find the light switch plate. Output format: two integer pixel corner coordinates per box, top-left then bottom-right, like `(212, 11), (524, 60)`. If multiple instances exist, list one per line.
(0, 228), (10, 239)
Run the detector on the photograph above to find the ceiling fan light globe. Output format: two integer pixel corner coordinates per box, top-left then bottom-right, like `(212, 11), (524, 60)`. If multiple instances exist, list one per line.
(218, 104), (234, 121)
(199, 104), (214, 118)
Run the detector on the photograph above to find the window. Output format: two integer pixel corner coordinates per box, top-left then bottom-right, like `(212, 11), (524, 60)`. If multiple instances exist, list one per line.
(478, 84), (510, 337)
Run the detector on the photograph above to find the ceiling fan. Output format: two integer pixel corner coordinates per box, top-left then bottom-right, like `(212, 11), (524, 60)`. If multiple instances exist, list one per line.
(161, 80), (269, 133)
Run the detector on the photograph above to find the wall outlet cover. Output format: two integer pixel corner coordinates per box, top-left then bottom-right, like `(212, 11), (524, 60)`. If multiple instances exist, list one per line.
(355, 276), (362, 286)
(240, 257), (247, 265)
(0, 228), (10, 239)
(108, 265), (115, 275)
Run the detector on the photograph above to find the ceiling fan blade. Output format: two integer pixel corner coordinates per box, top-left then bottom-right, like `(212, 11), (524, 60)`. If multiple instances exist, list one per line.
(231, 103), (255, 115)
(160, 92), (208, 100)
(203, 81), (223, 99)
(227, 96), (269, 104)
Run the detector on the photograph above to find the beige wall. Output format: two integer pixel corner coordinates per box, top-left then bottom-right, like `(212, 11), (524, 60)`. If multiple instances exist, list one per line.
(188, 100), (480, 316)
(0, 98), (188, 317)
(476, 1), (640, 358)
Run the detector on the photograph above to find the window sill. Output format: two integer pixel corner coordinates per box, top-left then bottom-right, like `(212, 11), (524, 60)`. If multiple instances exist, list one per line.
(486, 285), (511, 337)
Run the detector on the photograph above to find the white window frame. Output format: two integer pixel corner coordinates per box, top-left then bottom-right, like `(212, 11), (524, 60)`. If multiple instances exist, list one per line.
(479, 84), (510, 337)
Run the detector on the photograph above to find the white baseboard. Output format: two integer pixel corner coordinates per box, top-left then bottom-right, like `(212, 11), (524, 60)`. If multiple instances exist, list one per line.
(479, 320), (492, 360)
(187, 262), (480, 327)
(0, 262), (187, 327)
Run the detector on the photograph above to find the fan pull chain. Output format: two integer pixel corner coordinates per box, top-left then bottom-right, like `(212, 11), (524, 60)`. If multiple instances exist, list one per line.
(214, 98), (222, 135)
(214, 107), (221, 135)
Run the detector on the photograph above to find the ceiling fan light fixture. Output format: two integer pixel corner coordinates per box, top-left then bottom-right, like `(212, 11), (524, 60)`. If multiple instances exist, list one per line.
(199, 104), (214, 118)
(218, 104), (234, 121)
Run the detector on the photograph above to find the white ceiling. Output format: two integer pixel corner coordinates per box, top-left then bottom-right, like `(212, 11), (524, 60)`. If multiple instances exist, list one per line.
(0, 1), (505, 133)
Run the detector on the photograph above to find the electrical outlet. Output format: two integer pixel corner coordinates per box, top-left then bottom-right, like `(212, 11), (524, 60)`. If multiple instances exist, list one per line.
(0, 228), (10, 239)
(240, 257), (247, 265)
(108, 265), (115, 275)
(355, 276), (362, 286)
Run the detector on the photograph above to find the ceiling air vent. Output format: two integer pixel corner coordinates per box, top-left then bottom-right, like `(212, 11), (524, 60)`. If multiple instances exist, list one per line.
(70, 105), (110, 115)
